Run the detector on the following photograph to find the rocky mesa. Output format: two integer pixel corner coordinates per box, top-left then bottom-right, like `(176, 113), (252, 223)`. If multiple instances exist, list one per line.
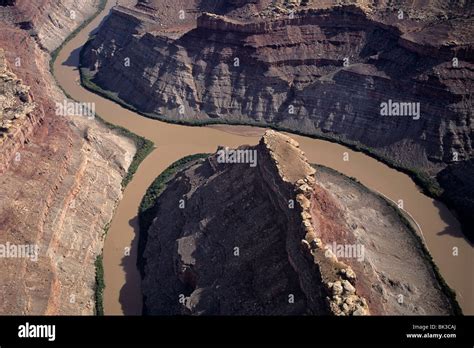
(141, 130), (458, 315)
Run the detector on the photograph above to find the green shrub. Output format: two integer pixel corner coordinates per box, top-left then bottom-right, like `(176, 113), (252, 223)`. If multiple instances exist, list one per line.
(94, 254), (105, 316)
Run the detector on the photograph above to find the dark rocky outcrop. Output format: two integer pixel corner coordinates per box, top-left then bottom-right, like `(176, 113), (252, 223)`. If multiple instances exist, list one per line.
(141, 131), (457, 315)
(438, 159), (474, 242)
(0, 0), (16, 7)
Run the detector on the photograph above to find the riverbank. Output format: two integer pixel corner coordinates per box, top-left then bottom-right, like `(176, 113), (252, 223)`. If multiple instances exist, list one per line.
(49, 0), (107, 76)
(137, 154), (210, 255)
(50, 0), (155, 190)
(137, 153), (210, 315)
(81, 58), (474, 245)
(49, 0), (155, 315)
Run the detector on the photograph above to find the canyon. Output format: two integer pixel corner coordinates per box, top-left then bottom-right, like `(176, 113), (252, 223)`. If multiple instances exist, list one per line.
(0, 0), (471, 317)
(0, 0), (136, 314)
(0, 0), (102, 52)
(81, 0), (474, 241)
(56, 0), (472, 315)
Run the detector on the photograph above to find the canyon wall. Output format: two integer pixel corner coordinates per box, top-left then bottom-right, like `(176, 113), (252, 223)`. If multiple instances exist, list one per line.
(141, 131), (457, 315)
(0, 2), (136, 314)
(0, 0), (101, 52)
(0, 48), (39, 174)
(82, 1), (473, 171)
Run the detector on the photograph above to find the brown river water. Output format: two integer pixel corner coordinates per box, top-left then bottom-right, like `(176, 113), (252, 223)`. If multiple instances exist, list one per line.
(54, 0), (472, 315)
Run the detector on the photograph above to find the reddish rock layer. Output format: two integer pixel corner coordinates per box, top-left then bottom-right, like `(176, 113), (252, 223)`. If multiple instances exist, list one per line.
(0, 2), (136, 314)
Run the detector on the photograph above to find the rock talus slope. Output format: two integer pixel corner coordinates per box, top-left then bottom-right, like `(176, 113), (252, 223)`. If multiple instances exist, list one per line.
(142, 131), (457, 315)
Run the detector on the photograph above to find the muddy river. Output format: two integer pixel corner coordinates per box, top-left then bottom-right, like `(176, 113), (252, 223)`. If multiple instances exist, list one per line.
(54, 0), (472, 315)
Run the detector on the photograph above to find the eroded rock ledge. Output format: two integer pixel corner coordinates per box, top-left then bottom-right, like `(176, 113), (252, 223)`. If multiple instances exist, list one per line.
(0, 48), (38, 174)
(142, 131), (455, 315)
(261, 130), (369, 315)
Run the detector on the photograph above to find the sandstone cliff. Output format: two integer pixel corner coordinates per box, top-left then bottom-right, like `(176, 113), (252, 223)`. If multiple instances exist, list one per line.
(0, 2), (136, 314)
(0, 48), (38, 174)
(141, 131), (456, 315)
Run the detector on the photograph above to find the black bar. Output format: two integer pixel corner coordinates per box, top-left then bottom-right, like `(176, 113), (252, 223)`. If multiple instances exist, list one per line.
(0, 315), (472, 346)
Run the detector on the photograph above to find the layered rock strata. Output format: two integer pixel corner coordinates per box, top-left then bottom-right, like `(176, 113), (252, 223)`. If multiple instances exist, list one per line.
(0, 48), (38, 174)
(0, 2), (136, 314)
(0, 0), (101, 52)
(82, 0), (473, 169)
